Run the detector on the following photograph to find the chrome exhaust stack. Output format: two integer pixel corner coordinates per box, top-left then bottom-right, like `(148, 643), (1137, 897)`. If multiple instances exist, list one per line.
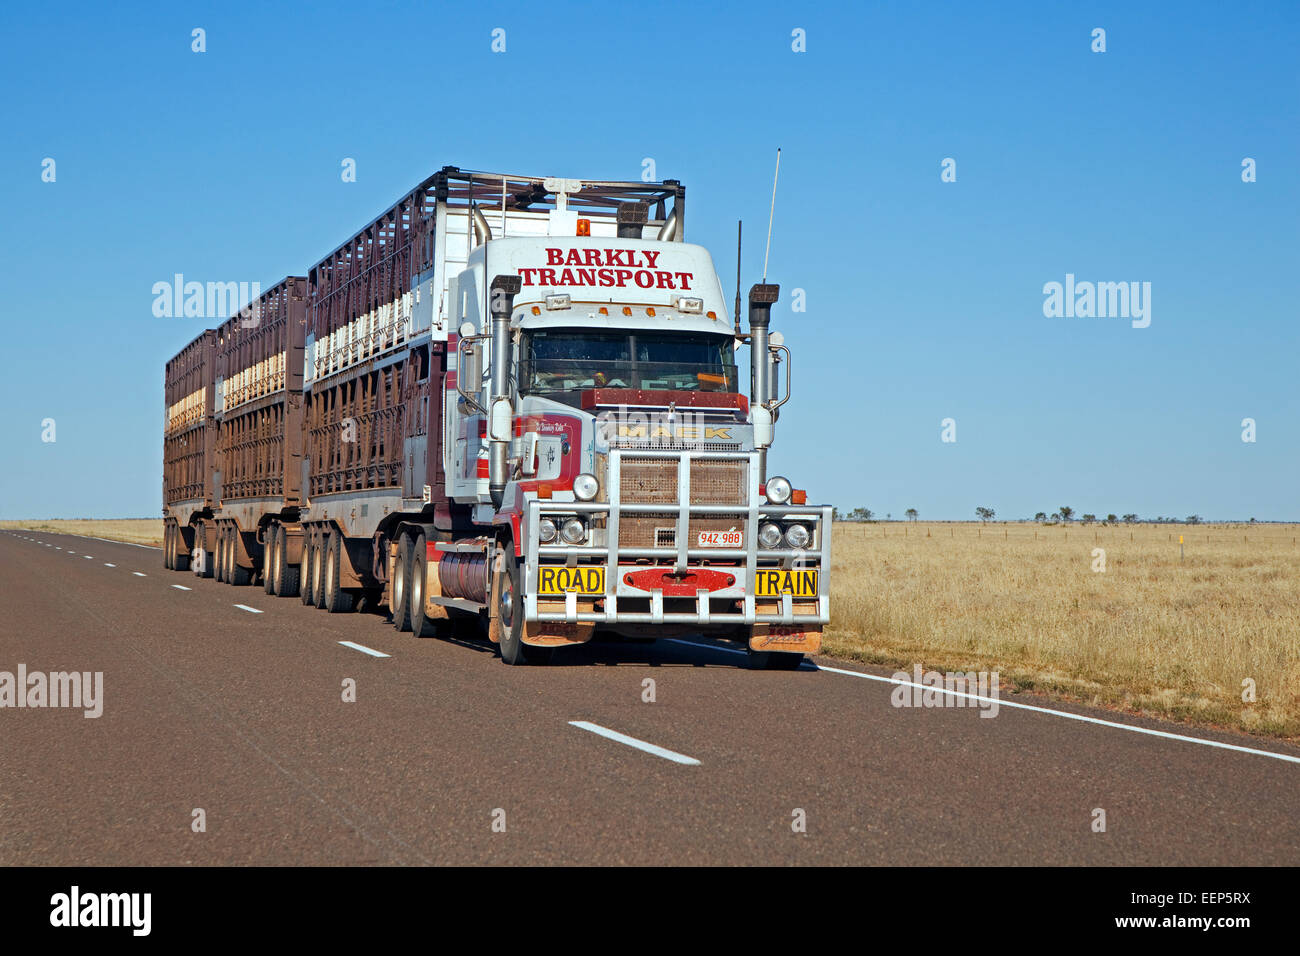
(488, 274), (520, 508)
(748, 283), (779, 481)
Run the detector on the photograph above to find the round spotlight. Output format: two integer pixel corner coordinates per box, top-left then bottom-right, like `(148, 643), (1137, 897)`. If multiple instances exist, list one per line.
(765, 476), (792, 505)
(573, 473), (599, 501)
(561, 518), (587, 545)
(784, 524), (810, 549)
(538, 518), (557, 543)
(758, 522), (783, 549)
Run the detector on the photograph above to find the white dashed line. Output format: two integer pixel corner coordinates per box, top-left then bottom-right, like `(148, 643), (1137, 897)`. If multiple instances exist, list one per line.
(338, 641), (389, 658)
(132, 572), (147, 577)
(104, 563), (116, 568)
(171, 585), (192, 591)
(234, 604), (262, 614)
(569, 721), (700, 765)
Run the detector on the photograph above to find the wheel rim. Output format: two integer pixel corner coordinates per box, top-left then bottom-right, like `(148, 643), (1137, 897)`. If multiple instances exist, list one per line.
(394, 552), (405, 612)
(326, 543), (335, 597)
(500, 575), (514, 630)
(411, 556), (422, 616)
(312, 540), (322, 596)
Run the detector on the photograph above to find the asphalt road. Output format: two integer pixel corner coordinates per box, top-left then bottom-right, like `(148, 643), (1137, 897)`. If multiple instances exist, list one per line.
(1, 529), (1296, 865)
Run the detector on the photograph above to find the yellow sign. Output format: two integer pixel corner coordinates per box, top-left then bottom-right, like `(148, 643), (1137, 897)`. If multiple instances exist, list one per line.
(1179, 535), (1184, 544)
(755, 568), (819, 597)
(538, 565), (605, 595)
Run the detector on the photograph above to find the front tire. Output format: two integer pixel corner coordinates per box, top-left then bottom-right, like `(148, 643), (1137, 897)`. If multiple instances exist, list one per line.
(498, 548), (551, 666)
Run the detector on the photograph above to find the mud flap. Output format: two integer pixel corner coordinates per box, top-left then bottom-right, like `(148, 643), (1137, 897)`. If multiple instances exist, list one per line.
(749, 624), (822, 656)
(487, 547), (505, 644)
(523, 621), (595, 647)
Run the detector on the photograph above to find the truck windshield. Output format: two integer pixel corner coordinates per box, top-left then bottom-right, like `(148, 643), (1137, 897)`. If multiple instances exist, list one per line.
(520, 328), (737, 406)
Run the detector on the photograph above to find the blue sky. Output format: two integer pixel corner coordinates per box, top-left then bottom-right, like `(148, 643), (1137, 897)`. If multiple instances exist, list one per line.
(1, 0), (1296, 520)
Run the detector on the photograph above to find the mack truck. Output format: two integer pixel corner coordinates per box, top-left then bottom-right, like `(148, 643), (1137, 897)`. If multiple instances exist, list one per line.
(161, 167), (830, 668)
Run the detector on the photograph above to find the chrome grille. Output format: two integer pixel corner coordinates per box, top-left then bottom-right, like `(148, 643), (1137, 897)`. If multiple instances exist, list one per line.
(616, 455), (748, 506)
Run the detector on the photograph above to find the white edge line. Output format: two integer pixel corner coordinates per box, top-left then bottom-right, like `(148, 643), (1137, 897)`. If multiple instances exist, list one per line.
(104, 563), (115, 567)
(338, 640), (389, 658)
(234, 604), (262, 614)
(664, 638), (1300, 767)
(569, 720), (700, 766)
(131, 572), (147, 577)
(171, 584), (191, 591)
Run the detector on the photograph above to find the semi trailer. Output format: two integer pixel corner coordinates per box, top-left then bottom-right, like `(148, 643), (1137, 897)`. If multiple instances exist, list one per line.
(161, 166), (830, 667)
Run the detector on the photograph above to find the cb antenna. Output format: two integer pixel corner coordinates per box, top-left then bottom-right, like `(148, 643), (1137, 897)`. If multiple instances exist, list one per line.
(733, 219), (743, 336)
(763, 147), (781, 282)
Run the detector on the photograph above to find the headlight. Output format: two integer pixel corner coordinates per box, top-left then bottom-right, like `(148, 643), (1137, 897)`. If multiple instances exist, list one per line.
(758, 522), (783, 549)
(561, 517), (587, 545)
(765, 475), (792, 505)
(784, 524), (810, 549)
(573, 473), (598, 501)
(538, 518), (557, 543)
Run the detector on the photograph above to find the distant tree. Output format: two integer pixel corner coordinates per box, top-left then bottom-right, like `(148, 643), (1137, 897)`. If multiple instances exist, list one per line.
(1186, 514), (1203, 525)
(1034, 512), (1047, 523)
(886, 513), (892, 521)
(1106, 514), (1118, 524)
(832, 506), (840, 521)
(1050, 512), (1061, 522)
(1058, 506), (1074, 523)
(1249, 517), (1257, 524)
(848, 507), (873, 522)
(1122, 514), (1138, 524)
(975, 506), (995, 524)
(905, 508), (919, 522)
(1081, 514), (1096, 525)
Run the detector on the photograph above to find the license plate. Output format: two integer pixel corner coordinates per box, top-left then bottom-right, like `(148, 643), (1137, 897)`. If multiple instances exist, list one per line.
(754, 568), (819, 597)
(697, 530), (743, 548)
(538, 565), (605, 595)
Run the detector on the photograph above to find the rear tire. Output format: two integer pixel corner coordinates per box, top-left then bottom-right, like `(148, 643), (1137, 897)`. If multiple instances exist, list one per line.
(174, 525), (191, 572)
(215, 528), (228, 583)
(409, 535), (443, 638)
(229, 528), (252, 587)
(323, 530), (354, 613)
(301, 530), (318, 606)
(263, 526), (278, 595)
(193, 521), (212, 578)
(498, 547), (551, 665)
(391, 536), (413, 632)
(164, 523), (174, 570)
(274, 528), (300, 598)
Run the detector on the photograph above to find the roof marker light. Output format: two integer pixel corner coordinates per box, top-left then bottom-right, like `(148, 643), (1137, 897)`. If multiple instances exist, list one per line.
(576, 218), (591, 236)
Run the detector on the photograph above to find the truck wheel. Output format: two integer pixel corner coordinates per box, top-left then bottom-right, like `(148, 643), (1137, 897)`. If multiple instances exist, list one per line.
(174, 525), (191, 572)
(390, 535), (413, 632)
(312, 533), (327, 608)
(274, 528), (300, 598)
(193, 521), (212, 578)
(164, 523), (174, 570)
(215, 528), (228, 583)
(229, 529), (253, 586)
(263, 526), (278, 594)
(323, 531), (354, 613)
(409, 535), (444, 638)
(498, 549), (551, 665)
(301, 530), (317, 606)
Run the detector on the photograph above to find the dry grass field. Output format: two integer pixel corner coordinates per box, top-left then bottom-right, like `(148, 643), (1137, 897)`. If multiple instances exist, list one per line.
(0, 518), (164, 548)
(826, 522), (1300, 740)
(4, 517), (1297, 739)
